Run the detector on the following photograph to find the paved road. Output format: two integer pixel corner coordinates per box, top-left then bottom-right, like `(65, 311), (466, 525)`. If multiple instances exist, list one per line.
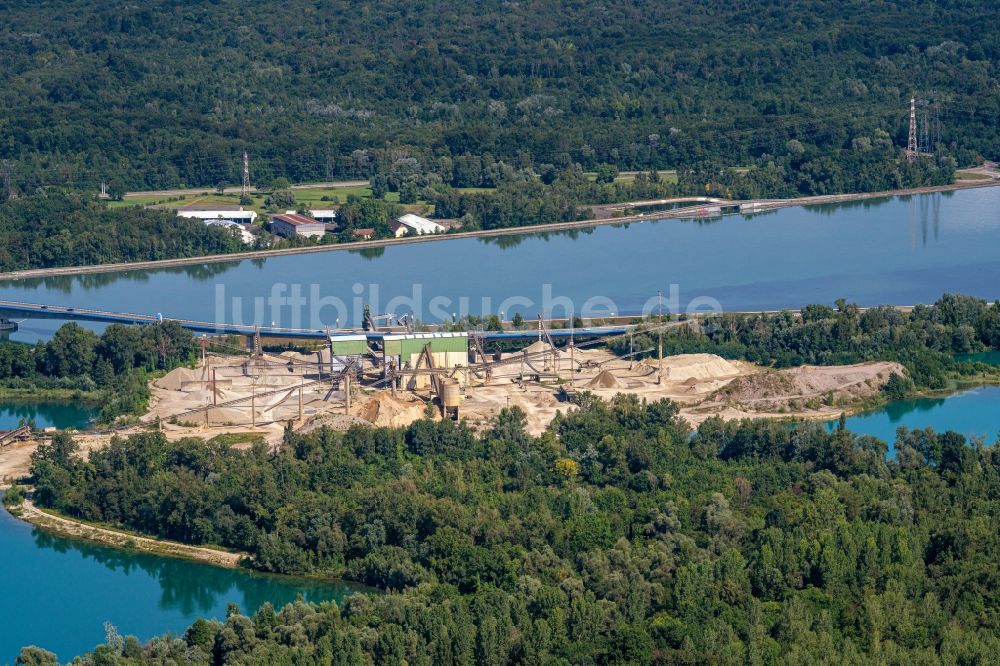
(123, 180), (369, 199)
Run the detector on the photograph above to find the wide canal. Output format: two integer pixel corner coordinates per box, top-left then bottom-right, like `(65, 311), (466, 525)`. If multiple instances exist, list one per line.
(0, 188), (998, 342)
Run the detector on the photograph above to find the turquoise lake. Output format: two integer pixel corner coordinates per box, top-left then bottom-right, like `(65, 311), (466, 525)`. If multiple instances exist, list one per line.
(829, 385), (1000, 453)
(0, 505), (365, 662)
(0, 401), (97, 430)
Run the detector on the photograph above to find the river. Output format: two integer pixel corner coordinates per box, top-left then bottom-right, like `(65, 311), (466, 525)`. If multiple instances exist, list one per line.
(1, 188), (999, 343)
(0, 504), (364, 661)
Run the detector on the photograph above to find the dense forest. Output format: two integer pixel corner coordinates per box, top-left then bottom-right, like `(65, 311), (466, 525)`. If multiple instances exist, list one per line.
(0, 320), (196, 421)
(23, 395), (1000, 664)
(0, 0), (995, 194)
(0, 193), (245, 271)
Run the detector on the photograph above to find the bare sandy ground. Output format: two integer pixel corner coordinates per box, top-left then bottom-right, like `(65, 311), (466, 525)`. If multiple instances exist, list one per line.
(140, 349), (904, 437)
(16, 500), (243, 567)
(0, 351), (906, 477)
(0, 431), (118, 489)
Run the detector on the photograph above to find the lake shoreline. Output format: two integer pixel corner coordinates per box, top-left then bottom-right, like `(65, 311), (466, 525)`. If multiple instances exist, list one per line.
(1, 179), (997, 282)
(0, 388), (101, 405)
(11, 498), (246, 569)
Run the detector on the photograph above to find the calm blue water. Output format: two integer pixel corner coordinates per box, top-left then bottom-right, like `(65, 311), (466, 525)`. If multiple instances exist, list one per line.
(0, 401), (97, 430)
(955, 351), (1000, 366)
(0, 505), (365, 662)
(829, 386), (1000, 454)
(1, 188), (999, 342)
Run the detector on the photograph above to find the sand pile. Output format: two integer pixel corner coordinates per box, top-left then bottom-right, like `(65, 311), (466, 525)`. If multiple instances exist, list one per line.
(654, 354), (741, 381)
(155, 367), (205, 390)
(279, 351), (321, 365)
(357, 392), (426, 428)
(205, 406), (248, 425)
(714, 361), (905, 408)
(587, 370), (625, 389)
(523, 341), (554, 355)
(299, 413), (372, 434)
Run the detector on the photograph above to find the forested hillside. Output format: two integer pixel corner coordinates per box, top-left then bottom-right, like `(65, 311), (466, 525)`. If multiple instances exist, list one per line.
(25, 399), (1000, 663)
(0, 0), (996, 192)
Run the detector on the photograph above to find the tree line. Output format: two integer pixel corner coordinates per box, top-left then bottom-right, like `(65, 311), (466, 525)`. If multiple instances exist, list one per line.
(0, 321), (196, 421)
(0, 193), (245, 272)
(615, 294), (1000, 391)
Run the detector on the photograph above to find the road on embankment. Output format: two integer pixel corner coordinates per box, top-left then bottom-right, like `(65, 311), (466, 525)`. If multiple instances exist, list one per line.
(123, 180), (369, 199)
(6, 178), (998, 282)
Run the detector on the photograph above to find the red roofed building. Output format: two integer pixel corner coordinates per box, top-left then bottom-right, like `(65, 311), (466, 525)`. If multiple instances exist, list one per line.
(270, 213), (326, 239)
(353, 228), (375, 240)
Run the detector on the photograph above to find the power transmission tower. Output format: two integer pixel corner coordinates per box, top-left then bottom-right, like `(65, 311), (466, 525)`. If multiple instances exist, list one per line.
(907, 97), (919, 161)
(242, 151), (251, 199)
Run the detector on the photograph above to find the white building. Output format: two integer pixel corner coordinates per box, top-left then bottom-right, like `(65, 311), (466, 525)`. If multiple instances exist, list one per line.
(176, 205), (258, 225)
(310, 209), (338, 223)
(397, 213), (446, 235)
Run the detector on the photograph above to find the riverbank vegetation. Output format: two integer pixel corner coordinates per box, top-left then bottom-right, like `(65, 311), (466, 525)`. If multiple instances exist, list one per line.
(0, 193), (246, 272)
(26, 394), (1000, 663)
(0, 321), (196, 422)
(616, 295), (1000, 393)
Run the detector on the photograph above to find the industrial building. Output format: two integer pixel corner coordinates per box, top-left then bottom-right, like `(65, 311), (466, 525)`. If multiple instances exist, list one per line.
(397, 213), (446, 235)
(329, 334), (370, 358)
(176, 205), (258, 225)
(382, 332), (469, 389)
(271, 213), (326, 239)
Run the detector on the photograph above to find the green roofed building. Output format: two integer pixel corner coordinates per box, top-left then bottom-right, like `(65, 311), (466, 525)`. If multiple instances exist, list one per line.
(382, 333), (469, 379)
(329, 334), (370, 357)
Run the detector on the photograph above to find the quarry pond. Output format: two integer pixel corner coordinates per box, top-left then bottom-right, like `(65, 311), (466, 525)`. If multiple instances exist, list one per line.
(827, 385), (1000, 455)
(0, 503), (366, 662)
(0, 400), (97, 430)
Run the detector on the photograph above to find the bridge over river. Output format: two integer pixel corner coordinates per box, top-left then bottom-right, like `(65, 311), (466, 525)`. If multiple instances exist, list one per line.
(0, 300), (629, 342)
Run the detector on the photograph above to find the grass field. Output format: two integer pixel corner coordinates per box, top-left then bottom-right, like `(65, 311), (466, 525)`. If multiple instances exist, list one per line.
(110, 181), (494, 218)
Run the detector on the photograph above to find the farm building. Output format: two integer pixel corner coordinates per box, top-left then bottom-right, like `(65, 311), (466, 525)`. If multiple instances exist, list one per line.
(271, 213), (326, 239)
(397, 213), (445, 235)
